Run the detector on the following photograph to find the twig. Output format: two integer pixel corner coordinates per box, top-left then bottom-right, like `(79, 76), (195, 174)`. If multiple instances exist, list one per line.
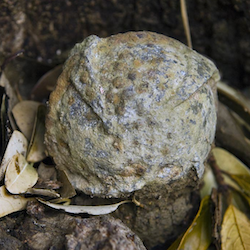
(208, 154), (229, 195)
(180, 0), (192, 49)
(0, 50), (25, 72)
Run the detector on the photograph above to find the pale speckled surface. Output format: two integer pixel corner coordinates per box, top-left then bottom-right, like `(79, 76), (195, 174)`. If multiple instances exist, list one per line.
(45, 31), (219, 197)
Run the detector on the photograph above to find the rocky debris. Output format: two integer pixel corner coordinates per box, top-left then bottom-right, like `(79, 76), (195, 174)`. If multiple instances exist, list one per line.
(16, 211), (77, 250)
(0, 227), (23, 250)
(12, 207), (145, 250)
(0, 214), (25, 250)
(45, 31), (219, 197)
(113, 175), (199, 248)
(66, 215), (146, 250)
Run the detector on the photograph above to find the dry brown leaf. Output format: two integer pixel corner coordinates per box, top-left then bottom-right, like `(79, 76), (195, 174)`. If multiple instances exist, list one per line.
(31, 65), (62, 102)
(200, 163), (218, 198)
(167, 196), (212, 250)
(230, 174), (250, 197)
(0, 93), (9, 156)
(212, 148), (250, 200)
(0, 185), (33, 218)
(0, 130), (28, 181)
(57, 169), (76, 199)
(221, 173), (242, 192)
(38, 199), (130, 215)
(217, 81), (250, 124)
(216, 102), (250, 167)
(212, 147), (250, 176)
(27, 105), (46, 162)
(221, 205), (250, 250)
(230, 111), (250, 143)
(167, 235), (183, 250)
(5, 153), (38, 194)
(26, 188), (60, 198)
(239, 192), (250, 209)
(0, 72), (19, 111)
(48, 197), (71, 205)
(231, 189), (250, 215)
(12, 100), (41, 140)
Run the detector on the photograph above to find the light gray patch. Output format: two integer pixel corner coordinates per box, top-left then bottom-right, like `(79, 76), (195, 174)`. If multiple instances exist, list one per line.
(96, 150), (109, 158)
(85, 138), (94, 149)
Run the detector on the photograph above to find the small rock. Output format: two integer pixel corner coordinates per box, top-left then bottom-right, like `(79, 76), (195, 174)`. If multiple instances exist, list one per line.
(0, 228), (24, 250)
(66, 215), (146, 250)
(16, 212), (77, 250)
(45, 31), (219, 197)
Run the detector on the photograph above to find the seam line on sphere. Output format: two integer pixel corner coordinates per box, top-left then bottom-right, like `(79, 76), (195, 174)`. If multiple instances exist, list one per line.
(171, 80), (209, 110)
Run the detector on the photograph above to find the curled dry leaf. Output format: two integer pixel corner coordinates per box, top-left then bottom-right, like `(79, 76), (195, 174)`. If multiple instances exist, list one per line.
(0, 72), (19, 111)
(57, 169), (76, 199)
(5, 153), (38, 194)
(0, 185), (33, 218)
(31, 65), (62, 102)
(217, 81), (250, 166)
(48, 197), (71, 205)
(216, 102), (250, 167)
(231, 189), (250, 215)
(217, 81), (250, 124)
(221, 173), (242, 192)
(239, 192), (250, 209)
(38, 199), (130, 215)
(0, 130), (28, 181)
(212, 147), (250, 176)
(221, 205), (250, 250)
(200, 163), (218, 198)
(12, 100), (41, 140)
(212, 147), (250, 196)
(230, 174), (250, 197)
(26, 188), (60, 198)
(27, 104), (47, 162)
(166, 235), (183, 250)
(0, 92), (9, 157)
(167, 196), (212, 250)
(230, 111), (250, 142)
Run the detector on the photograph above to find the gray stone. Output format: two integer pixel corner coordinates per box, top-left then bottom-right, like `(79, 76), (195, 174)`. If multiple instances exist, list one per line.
(66, 215), (146, 250)
(45, 31), (219, 198)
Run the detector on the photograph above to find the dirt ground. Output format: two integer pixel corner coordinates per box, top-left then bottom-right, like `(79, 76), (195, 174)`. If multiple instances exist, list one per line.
(1, 0), (250, 90)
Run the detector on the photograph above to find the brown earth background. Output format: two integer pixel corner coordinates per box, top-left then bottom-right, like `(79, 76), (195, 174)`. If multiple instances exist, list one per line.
(1, 0), (249, 90)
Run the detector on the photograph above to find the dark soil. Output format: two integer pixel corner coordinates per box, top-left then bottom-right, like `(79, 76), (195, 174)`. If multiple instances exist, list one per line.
(1, 0), (250, 89)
